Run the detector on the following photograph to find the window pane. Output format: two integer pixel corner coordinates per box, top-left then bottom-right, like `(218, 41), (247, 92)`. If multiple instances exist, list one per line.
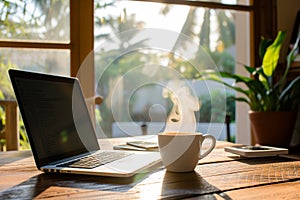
(0, 48), (70, 99)
(0, 0), (70, 43)
(94, 0), (249, 140)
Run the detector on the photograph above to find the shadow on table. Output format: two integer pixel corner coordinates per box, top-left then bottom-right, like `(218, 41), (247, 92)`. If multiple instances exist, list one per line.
(161, 171), (232, 200)
(236, 156), (297, 165)
(0, 170), (156, 199)
(0, 150), (32, 165)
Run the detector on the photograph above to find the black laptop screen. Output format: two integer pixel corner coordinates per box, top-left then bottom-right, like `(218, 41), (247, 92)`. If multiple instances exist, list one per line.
(10, 70), (100, 167)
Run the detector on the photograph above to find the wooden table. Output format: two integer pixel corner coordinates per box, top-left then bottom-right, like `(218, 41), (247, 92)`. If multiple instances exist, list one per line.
(1, 138), (300, 199)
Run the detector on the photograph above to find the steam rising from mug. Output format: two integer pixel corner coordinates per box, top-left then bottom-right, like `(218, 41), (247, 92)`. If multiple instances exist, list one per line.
(73, 28), (226, 150)
(163, 80), (200, 133)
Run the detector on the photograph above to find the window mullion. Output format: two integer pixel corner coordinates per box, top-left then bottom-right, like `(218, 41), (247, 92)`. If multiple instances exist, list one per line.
(0, 41), (71, 49)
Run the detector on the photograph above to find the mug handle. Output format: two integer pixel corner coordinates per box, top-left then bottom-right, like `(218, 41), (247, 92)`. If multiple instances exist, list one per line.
(199, 134), (216, 159)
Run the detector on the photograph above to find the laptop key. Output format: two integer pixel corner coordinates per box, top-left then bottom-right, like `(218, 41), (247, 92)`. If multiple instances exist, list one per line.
(58, 151), (133, 169)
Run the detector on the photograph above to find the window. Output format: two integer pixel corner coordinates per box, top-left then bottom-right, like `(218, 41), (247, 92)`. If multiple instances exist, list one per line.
(0, 0), (94, 98)
(92, 0), (253, 142)
(0, 0), (93, 150)
(0, 0), (257, 148)
(0, 0), (70, 100)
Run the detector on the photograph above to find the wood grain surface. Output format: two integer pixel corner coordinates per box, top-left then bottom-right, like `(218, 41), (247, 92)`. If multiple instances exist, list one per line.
(1, 140), (300, 199)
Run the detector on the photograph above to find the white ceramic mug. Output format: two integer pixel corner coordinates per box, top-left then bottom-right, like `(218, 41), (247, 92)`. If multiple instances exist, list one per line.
(158, 132), (216, 172)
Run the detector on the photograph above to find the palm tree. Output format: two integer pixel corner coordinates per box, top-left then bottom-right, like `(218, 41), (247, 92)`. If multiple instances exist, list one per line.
(160, 4), (235, 75)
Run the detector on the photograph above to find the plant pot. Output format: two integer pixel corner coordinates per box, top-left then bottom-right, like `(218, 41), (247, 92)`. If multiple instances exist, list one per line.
(249, 111), (297, 148)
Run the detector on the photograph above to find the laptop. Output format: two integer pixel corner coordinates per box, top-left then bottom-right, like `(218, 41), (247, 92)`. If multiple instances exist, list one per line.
(9, 69), (161, 177)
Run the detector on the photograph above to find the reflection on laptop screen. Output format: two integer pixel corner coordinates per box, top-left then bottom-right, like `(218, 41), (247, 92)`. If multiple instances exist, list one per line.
(14, 76), (99, 161)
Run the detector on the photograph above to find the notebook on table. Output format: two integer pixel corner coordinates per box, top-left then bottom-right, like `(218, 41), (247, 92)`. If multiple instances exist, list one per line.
(9, 69), (161, 177)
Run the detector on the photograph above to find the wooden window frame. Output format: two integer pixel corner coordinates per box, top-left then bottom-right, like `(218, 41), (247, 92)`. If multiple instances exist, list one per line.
(70, 0), (94, 99)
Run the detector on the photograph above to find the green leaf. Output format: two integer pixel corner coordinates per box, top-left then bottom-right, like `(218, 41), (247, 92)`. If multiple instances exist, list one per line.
(258, 74), (268, 89)
(259, 37), (273, 60)
(0, 91), (4, 100)
(262, 31), (286, 77)
(243, 65), (256, 74)
(201, 71), (249, 96)
(279, 30), (300, 90)
(248, 67), (269, 90)
(219, 71), (252, 82)
(219, 72), (266, 95)
(280, 76), (300, 103)
(228, 96), (250, 105)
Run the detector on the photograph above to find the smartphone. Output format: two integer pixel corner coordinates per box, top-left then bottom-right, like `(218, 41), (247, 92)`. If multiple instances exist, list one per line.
(224, 145), (288, 157)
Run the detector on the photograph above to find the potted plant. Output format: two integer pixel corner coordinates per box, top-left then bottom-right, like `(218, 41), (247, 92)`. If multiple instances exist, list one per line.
(203, 30), (300, 148)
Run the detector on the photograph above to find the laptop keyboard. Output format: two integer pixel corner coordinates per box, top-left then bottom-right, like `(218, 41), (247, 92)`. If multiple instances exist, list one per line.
(58, 151), (133, 169)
